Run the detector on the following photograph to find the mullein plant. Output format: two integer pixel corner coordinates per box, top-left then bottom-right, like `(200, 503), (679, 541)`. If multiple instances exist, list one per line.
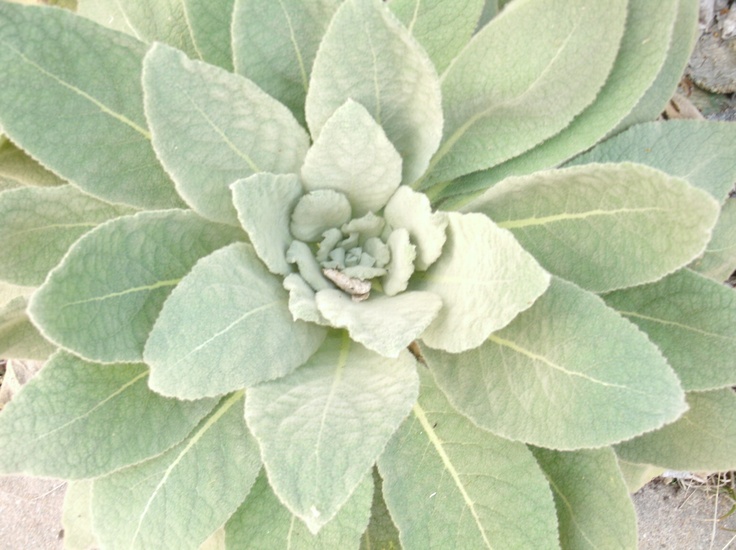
(0, 0), (735, 547)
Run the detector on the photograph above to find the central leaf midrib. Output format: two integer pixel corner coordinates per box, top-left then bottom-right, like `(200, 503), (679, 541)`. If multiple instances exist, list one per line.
(497, 206), (665, 230)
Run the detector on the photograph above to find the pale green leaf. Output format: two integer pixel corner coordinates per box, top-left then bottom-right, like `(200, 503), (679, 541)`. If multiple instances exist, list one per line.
(0, 350), (217, 478)
(183, 0), (235, 70)
(568, 121), (736, 202)
(382, 228), (416, 296)
(146, 242), (326, 399)
(377, 367), (559, 550)
(616, 458), (663, 494)
(388, 0), (485, 74)
(690, 198), (736, 282)
(62, 480), (97, 550)
(425, 278), (687, 449)
(76, 0), (131, 34)
(306, 0), (443, 186)
(92, 392), (261, 550)
(232, 0), (341, 126)
(615, 389), (736, 472)
(415, 212), (550, 353)
(245, 330), (418, 534)
(603, 269), (736, 392)
(531, 447), (638, 550)
(419, 0), (627, 188)
(0, 139), (65, 188)
(290, 190), (352, 242)
(231, 173), (303, 276)
(468, 163), (720, 292)
(225, 469), (373, 549)
(29, 210), (243, 363)
(315, 289), (442, 358)
(302, 100), (403, 216)
(359, 468), (401, 550)
(0, 185), (135, 286)
(0, 296), (55, 360)
(0, 3), (184, 209)
(283, 273), (329, 325)
(143, 42), (310, 226)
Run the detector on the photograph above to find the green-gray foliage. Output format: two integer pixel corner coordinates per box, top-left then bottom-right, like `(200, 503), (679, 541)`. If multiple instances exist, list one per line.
(0, 0), (734, 547)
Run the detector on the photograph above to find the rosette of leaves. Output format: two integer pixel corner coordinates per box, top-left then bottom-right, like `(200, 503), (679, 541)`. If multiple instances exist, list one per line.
(1, 0), (736, 548)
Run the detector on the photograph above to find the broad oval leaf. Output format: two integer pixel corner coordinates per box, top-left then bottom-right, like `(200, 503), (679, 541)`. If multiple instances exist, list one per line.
(28, 210), (243, 363)
(0, 185), (135, 286)
(425, 278), (687, 449)
(143, 42), (310, 226)
(145, 242), (326, 399)
(377, 367), (560, 550)
(419, 0), (627, 188)
(531, 446), (638, 550)
(0, 350), (217, 479)
(225, 470), (373, 548)
(92, 392), (261, 550)
(0, 2), (184, 209)
(415, 212), (550, 353)
(468, 163), (720, 292)
(305, 0), (443, 185)
(603, 269), (736, 392)
(245, 330), (418, 534)
(615, 389), (736, 472)
(690, 198), (736, 282)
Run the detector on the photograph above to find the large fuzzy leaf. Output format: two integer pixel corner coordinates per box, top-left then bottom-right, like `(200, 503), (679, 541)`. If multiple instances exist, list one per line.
(690, 198), (736, 282)
(305, 0), (443, 186)
(0, 351), (217, 478)
(425, 278), (687, 449)
(377, 367), (560, 549)
(183, 0), (235, 70)
(29, 210), (243, 363)
(244, 330), (418, 533)
(0, 3), (183, 209)
(145, 243), (326, 399)
(92, 392), (260, 550)
(0, 139), (65, 189)
(0, 296), (55, 361)
(468, 163), (720, 292)
(143, 42), (309, 226)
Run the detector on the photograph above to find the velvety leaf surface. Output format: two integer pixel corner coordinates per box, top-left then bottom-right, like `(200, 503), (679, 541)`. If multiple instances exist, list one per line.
(143, 42), (309, 226)
(468, 163), (720, 292)
(0, 139), (66, 188)
(29, 210), (243, 363)
(615, 389), (736, 472)
(0, 350), (217, 478)
(419, 0), (627, 188)
(232, 0), (341, 126)
(415, 212), (550, 353)
(145, 242), (326, 399)
(531, 447), (638, 550)
(359, 469), (401, 550)
(0, 3), (184, 209)
(0, 185), (135, 286)
(245, 331), (418, 533)
(690, 198), (736, 282)
(62, 480), (97, 550)
(183, 0), (235, 70)
(616, 459), (663, 494)
(225, 470), (373, 549)
(0, 296), (55, 360)
(388, 0), (484, 73)
(306, 0), (443, 185)
(568, 121), (736, 202)
(93, 392), (260, 550)
(603, 269), (736, 392)
(378, 367), (559, 550)
(425, 278), (687, 449)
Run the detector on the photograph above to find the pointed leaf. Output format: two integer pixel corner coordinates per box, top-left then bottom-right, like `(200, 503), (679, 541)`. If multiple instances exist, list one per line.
(360, 468), (401, 550)
(0, 185), (135, 286)
(603, 269), (736, 392)
(143, 42), (310, 226)
(306, 0), (443, 185)
(690, 198), (736, 282)
(0, 139), (65, 188)
(377, 367), (559, 550)
(0, 3), (184, 209)
(92, 392), (261, 550)
(245, 330), (418, 533)
(29, 210), (243, 363)
(0, 296), (55, 361)
(415, 212), (550, 353)
(425, 278), (688, 449)
(232, 0), (342, 126)
(62, 480), (97, 550)
(616, 458), (664, 494)
(531, 446), (638, 550)
(388, 0), (484, 74)
(183, 0), (235, 70)
(225, 470), (373, 548)
(145, 242), (326, 399)
(469, 163), (720, 292)
(0, 351), (217, 478)
(315, 289), (443, 358)
(420, 0), (627, 188)
(301, 100), (402, 216)
(615, 389), (736, 472)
